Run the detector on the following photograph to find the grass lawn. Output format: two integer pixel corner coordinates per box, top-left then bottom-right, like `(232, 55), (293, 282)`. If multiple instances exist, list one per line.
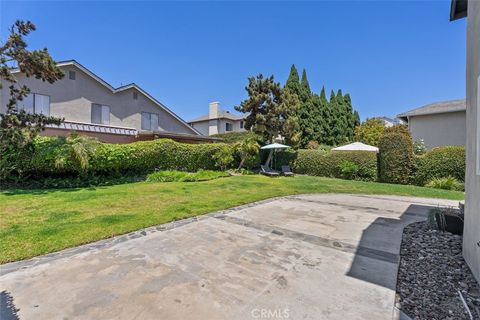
(0, 175), (464, 264)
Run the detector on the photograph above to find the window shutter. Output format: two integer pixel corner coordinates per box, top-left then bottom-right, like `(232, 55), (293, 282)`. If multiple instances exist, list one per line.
(35, 94), (50, 115)
(141, 112), (151, 130)
(150, 113), (159, 131)
(16, 94), (34, 113)
(91, 104), (102, 124)
(101, 105), (110, 125)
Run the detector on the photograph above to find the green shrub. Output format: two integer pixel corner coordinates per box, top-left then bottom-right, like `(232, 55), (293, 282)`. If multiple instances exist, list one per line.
(412, 146), (465, 186)
(30, 137), (237, 176)
(212, 145), (235, 171)
(338, 160), (360, 180)
(378, 132), (414, 184)
(294, 150), (377, 181)
(146, 170), (229, 182)
(425, 176), (464, 191)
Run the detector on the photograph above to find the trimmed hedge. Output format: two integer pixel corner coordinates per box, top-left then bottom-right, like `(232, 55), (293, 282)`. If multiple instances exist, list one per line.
(378, 132), (414, 184)
(30, 137), (236, 176)
(294, 150), (378, 181)
(211, 131), (263, 144)
(412, 146), (465, 186)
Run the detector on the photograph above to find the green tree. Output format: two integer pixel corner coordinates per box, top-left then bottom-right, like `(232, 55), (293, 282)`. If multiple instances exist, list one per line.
(300, 68), (311, 101)
(354, 118), (386, 146)
(285, 64), (300, 97)
(0, 20), (64, 181)
(212, 145), (234, 171)
(235, 136), (260, 169)
(235, 74), (301, 144)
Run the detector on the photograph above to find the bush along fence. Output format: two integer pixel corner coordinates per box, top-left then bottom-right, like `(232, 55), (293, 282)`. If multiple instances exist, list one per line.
(6, 134), (466, 191)
(29, 137), (238, 177)
(295, 150), (378, 181)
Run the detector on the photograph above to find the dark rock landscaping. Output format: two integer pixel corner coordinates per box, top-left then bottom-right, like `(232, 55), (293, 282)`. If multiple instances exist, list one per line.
(397, 222), (480, 320)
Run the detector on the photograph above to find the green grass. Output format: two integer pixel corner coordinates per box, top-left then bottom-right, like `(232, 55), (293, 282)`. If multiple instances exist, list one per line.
(146, 170), (230, 182)
(0, 175), (463, 264)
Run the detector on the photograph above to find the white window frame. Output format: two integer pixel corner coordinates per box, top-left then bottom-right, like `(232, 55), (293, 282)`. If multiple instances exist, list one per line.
(477, 75), (480, 175)
(16, 93), (50, 115)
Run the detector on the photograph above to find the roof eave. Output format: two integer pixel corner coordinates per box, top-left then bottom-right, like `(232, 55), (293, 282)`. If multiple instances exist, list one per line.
(450, 0), (468, 21)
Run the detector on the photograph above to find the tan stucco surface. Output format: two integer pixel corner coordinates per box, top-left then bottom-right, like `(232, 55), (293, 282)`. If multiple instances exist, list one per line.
(408, 111), (466, 148)
(192, 118), (246, 136)
(463, 0), (480, 283)
(0, 64), (197, 135)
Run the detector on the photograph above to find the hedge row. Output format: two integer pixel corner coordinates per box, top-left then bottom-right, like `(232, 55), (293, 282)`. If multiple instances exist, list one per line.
(293, 150), (378, 181)
(30, 137), (237, 176)
(412, 146), (465, 186)
(378, 132), (414, 184)
(27, 136), (465, 188)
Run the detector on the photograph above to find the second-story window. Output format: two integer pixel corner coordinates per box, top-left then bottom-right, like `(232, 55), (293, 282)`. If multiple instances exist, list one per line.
(226, 122), (233, 132)
(69, 71), (76, 80)
(16, 93), (50, 115)
(91, 104), (110, 125)
(133, 92), (138, 100)
(141, 112), (159, 131)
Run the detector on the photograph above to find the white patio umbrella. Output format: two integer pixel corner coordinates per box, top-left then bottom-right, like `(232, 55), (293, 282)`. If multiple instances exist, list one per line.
(332, 142), (379, 153)
(260, 143), (290, 169)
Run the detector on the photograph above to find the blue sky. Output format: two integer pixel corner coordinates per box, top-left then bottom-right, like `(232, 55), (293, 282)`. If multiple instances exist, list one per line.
(1, 1), (466, 121)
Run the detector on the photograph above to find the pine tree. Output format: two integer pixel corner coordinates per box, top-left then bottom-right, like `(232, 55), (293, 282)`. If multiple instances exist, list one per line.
(235, 74), (300, 144)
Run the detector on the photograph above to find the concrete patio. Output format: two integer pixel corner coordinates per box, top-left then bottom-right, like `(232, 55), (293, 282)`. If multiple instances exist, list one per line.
(0, 194), (458, 320)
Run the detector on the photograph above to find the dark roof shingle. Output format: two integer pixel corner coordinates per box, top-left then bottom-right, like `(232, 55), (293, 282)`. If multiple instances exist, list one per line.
(397, 99), (466, 120)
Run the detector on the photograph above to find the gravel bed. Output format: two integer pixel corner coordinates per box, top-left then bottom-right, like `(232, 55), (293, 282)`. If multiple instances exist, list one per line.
(397, 222), (480, 320)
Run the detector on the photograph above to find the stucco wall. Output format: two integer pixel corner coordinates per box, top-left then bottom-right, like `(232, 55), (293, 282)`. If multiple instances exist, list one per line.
(191, 121), (209, 136)
(0, 65), (197, 135)
(463, 0), (480, 283)
(190, 118), (246, 136)
(408, 111), (466, 148)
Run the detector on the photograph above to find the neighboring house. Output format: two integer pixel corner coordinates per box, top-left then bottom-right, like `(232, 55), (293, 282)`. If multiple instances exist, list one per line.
(375, 116), (404, 127)
(188, 102), (246, 136)
(397, 99), (466, 148)
(0, 60), (218, 144)
(451, 0), (479, 283)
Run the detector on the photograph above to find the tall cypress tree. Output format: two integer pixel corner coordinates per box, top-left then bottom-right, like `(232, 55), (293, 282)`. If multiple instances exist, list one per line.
(318, 86), (330, 145)
(300, 69), (311, 99)
(285, 64), (301, 97)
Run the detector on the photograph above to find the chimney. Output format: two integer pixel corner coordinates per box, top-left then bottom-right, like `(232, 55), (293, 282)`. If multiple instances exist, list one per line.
(209, 101), (220, 119)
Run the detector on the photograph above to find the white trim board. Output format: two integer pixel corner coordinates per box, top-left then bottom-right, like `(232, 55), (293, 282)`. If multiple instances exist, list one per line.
(477, 75), (480, 175)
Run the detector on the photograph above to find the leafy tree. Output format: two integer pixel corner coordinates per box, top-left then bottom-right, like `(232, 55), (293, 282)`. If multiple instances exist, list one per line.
(354, 118), (386, 146)
(384, 124), (411, 137)
(235, 136), (260, 169)
(235, 74), (301, 144)
(0, 20), (64, 180)
(212, 145), (234, 171)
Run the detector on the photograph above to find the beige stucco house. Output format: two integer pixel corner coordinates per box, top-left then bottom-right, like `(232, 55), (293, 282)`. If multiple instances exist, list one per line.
(451, 0), (480, 283)
(0, 60), (218, 144)
(188, 102), (246, 136)
(397, 99), (466, 149)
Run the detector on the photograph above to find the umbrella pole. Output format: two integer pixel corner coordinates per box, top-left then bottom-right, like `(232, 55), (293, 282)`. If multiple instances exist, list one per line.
(265, 149), (273, 169)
